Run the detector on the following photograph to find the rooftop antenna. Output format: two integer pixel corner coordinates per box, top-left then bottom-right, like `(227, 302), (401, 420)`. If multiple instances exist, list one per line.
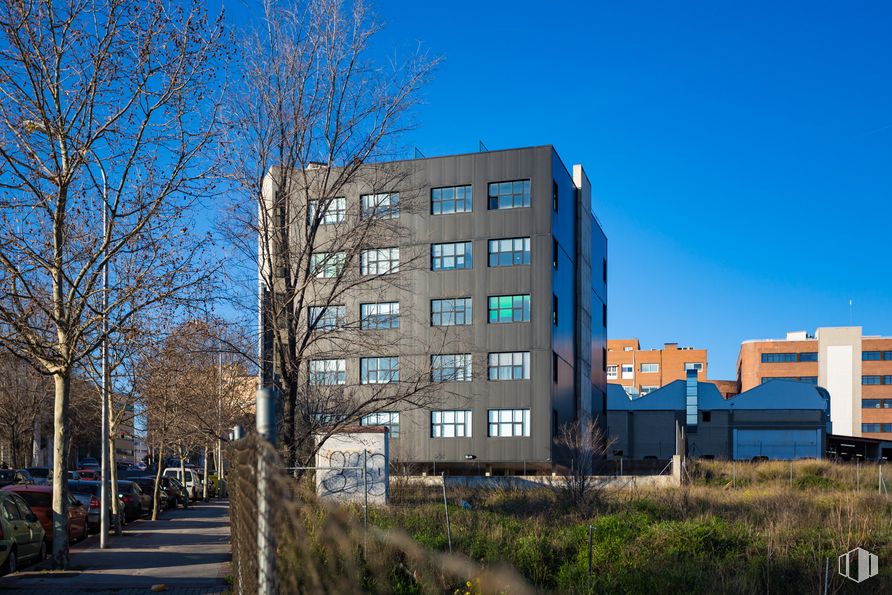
(849, 299), (853, 325)
(478, 140), (488, 153)
(414, 146), (426, 159)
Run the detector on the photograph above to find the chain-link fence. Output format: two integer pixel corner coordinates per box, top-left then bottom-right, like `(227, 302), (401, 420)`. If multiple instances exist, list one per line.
(228, 435), (531, 594)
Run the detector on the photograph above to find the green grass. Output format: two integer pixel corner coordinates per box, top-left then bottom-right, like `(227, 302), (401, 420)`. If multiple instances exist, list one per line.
(370, 461), (892, 593)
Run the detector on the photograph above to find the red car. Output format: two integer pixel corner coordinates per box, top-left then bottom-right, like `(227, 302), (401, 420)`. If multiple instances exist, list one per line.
(1, 485), (88, 543)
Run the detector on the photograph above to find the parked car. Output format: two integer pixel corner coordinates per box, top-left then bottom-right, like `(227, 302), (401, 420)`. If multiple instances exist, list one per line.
(162, 468), (203, 502)
(67, 471), (81, 481)
(0, 489), (46, 573)
(1, 485), (87, 544)
(24, 468), (50, 486)
(78, 457), (100, 470)
(116, 481), (148, 521)
(0, 470), (31, 488)
(76, 469), (99, 481)
(161, 476), (188, 509)
(68, 480), (126, 532)
(131, 477), (168, 513)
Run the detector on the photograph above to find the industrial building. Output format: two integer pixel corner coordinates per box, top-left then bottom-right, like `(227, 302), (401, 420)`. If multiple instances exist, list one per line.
(260, 146), (608, 473)
(606, 372), (830, 460)
(737, 327), (892, 438)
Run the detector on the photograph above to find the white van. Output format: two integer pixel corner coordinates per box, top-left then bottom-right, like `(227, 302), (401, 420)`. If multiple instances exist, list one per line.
(162, 467), (203, 501)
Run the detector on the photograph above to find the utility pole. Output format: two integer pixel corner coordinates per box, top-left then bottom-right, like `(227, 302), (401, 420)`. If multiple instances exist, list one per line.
(256, 387), (276, 595)
(97, 156), (110, 550)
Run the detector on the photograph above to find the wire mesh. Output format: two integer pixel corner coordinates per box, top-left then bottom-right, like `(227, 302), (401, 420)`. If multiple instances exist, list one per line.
(228, 435), (531, 594)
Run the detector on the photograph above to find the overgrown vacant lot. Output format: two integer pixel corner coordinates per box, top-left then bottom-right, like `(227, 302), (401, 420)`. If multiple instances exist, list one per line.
(366, 461), (892, 593)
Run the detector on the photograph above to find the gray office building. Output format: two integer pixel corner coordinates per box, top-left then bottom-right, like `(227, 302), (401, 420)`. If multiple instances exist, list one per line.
(261, 146), (607, 473)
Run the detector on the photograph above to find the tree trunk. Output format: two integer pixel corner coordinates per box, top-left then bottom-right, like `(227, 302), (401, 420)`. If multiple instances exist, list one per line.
(202, 444), (208, 500)
(152, 443), (164, 520)
(51, 372), (71, 568)
(109, 431), (121, 534)
(179, 447), (189, 508)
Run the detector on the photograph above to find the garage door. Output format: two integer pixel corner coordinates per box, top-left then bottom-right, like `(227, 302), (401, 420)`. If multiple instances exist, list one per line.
(732, 429), (821, 460)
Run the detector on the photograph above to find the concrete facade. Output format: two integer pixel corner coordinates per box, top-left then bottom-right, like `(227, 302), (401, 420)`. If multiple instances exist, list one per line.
(262, 146), (607, 473)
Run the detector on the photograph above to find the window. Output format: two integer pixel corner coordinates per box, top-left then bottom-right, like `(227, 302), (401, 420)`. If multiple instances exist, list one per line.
(685, 362), (704, 371)
(488, 409), (530, 437)
(863, 351), (882, 361)
(488, 295), (530, 323)
(640, 385), (659, 396)
(863, 375), (881, 385)
(432, 241), (472, 271)
(361, 412), (400, 438)
(309, 359), (346, 385)
(761, 376), (819, 384)
(488, 179), (530, 209)
(885, 376), (892, 385)
(310, 252), (345, 278)
(431, 298), (472, 326)
(640, 363), (659, 373)
(863, 399), (883, 408)
(360, 302), (400, 329)
(602, 303), (607, 328)
(487, 237), (530, 267)
(761, 353), (797, 363)
(801, 376), (818, 384)
(702, 411), (712, 422)
(603, 257), (607, 283)
(552, 180), (558, 212)
(308, 197), (346, 225)
(488, 352), (531, 380)
(360, 192), (399, 219)
(361, 247), (399, 275)
(361, 357), (399, 384)
(552, 294), (558, 326)
(431, 410), (472, 438)
(553, 352), (559, 382)
(432, 354), (472, 382)
(863, 423), (881, 433)
(885, 351), (892, 361)
(606, 365), (618, 380)
(799, 352), (818, 362)
(431, 185), (472, 214)
(308, 305), (345, 331)
(621, 364), (633, 380)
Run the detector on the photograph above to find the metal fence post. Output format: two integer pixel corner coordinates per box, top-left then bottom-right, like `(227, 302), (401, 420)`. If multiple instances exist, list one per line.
(441, 472), (452, 553)
(256, 387), (276, 595)
(587, 524), (594, 577)
(363, 449), (369, 530)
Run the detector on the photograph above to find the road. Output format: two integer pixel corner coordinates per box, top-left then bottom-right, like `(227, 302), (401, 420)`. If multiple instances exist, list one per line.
(0, 501), (231, 594)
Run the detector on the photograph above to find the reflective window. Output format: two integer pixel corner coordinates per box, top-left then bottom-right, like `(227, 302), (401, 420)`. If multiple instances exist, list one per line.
(308, 305), (345, 331)
(360, 193), (399, 219)
(761, 353), (797, 363)
(431, 185), (472, 214)
(640, 363), (659, 373)
(360, 357), (399, 384)
(431, 410), (472, 438)
(361, 412), (400, 438)
(863, 375), (881, 385)
(309, 359), (346, 385)
(487, 237), (531, 267)
(863, 351), (882, 361)
(487, 409), (530, 437)
(432, 242), (472, 271)
(488, 179), (530, 209)
(310, 252), (345, 278)
(361, 247), (399, 275)
(431, 354), (472, 382)
(431, 298), (472, 326)
(360, 302), (400, 329)
(684, 362), (703, 371)
(487, 352), (530, 380)
(308, 197), (346, 225)
(487, 295), (530, 323)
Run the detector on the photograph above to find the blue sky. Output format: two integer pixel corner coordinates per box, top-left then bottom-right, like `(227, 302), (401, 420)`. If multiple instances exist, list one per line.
(363, 0), (892, 378)
(222, 1), (892, 379)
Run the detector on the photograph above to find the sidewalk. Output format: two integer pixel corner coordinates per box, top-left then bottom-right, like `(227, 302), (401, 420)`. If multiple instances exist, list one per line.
(0, 501), (231, 594)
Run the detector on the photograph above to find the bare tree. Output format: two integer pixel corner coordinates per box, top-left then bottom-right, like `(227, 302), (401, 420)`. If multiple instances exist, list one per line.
(555, 418), (615, 513)
(0, 0), (224, 565)
(0, 354), (50, 467)
(224, 0), (440, 471)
